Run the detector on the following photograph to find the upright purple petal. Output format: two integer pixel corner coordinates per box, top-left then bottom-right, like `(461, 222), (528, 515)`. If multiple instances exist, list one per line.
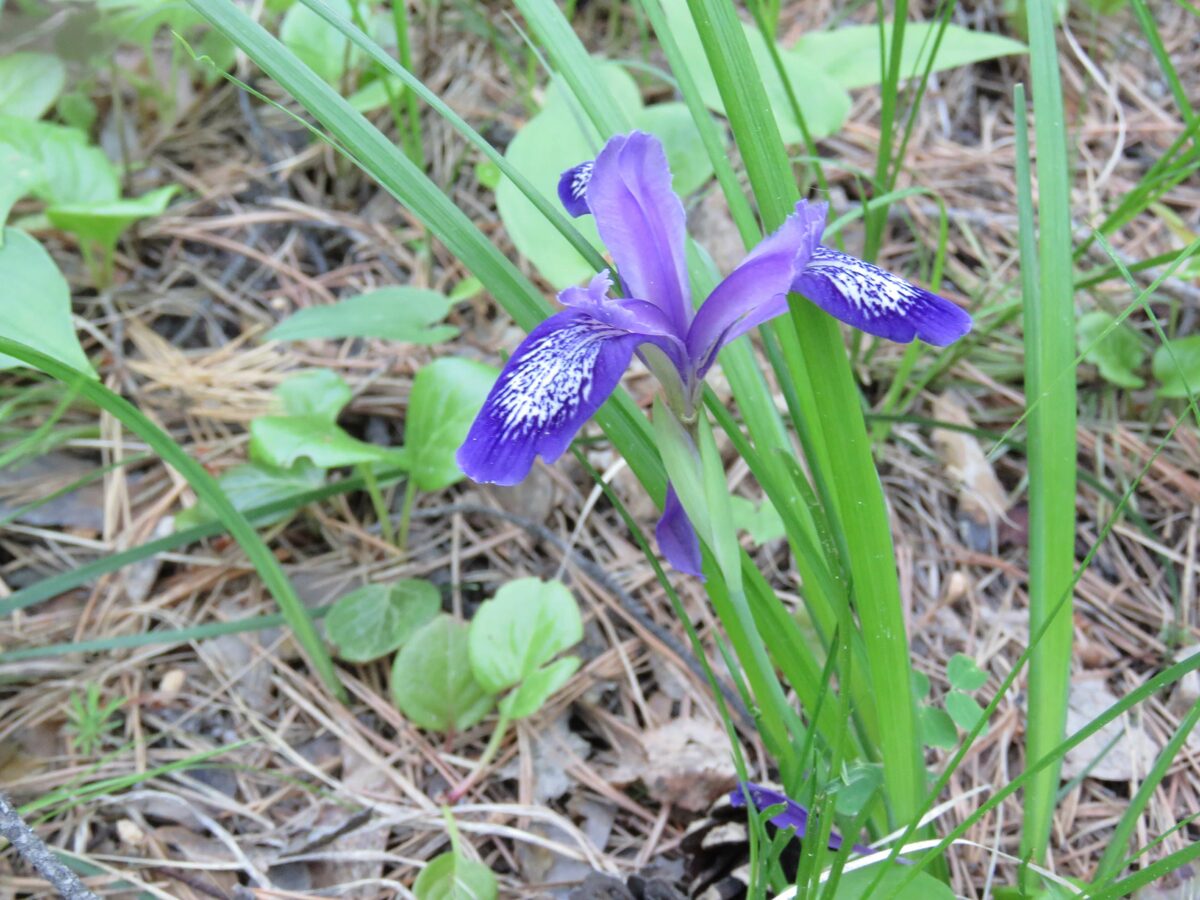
(457, 309), (665, 485)
(793, 246), (972, 346)
(586, 132), (692, 336)
(731, 782), (874, 856)
(655, 485), (703, 577)
(685, 201), (827, 376)
(557, 160), (593, 218)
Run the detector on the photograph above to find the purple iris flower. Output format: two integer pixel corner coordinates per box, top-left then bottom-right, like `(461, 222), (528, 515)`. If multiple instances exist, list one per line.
(457, 131), (970, 575)
(731, 782), (874, 856)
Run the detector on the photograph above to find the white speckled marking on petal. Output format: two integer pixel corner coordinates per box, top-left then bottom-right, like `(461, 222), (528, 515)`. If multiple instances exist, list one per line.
(490, 315), (620, 443)
(804, 245), (922, 320)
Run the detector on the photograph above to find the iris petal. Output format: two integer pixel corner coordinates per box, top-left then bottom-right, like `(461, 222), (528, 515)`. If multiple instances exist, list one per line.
(793, 246), (972, 346)
(731, 782), (875, 855)
(457, 309), (668, 486)
(556, 160), (593, 218)
(655, 485), (703, 578)
(586, 132), (692, 337)
(686, 200), (826, 376)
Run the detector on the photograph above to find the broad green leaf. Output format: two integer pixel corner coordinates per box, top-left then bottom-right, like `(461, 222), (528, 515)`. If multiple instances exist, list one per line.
(729, 495), (785, 544)
(0, 53), (66, 120)
(276, 367), (352, 420)
(496, 61), (716, 289)
(911, 670), (931, 700)
(392, 615), (495, 732)
(918, 704), (957, 749)
(498, 655), (580, 720)
(46, 185), (179, 252)
(326, 579), (440, 662)
(1152, 335), (1200, 398)
(404, 357), (496, 491)
(279, 0), (362, 85)
(413, 851), (497, 900)
(946, 653), (988, 692)
(174, 460), (324, 530)
(795, 23), (1027, 91)
(467, 578), (582, 695)
(1076, 311), (1145, 388)
(347, 76), (403, 113)
(831, 762), (883, 817)
(0, 145), (42, 226)
(57, 91), (98, 132)
(945, 689), (987, 733)
(832, 863), (956, 900)
(658, 0), (851, 143)
(266, 287), (458, 344)
(249, 416), (397, 469)
(0, 227), (94, 376)
(0, 116), (118, 207)
(449, 276), (484, 303)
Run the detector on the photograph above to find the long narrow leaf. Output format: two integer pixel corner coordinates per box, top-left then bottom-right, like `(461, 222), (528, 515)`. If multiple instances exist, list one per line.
(1016, 1), (1079, 864)
(0, 337), (343, 700)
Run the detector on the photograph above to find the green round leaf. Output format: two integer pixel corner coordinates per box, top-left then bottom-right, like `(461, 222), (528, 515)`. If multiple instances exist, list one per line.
(266, 287), (457, 344)
(46, 185), (178, 253)
(945, 690), (988, 733)
(830, 762), (883, 817)
(0, 115), (118, 207)
(249, 416), (396, 470)
(1152, 335), (1200, 399)
(919, 704), (958, 749)
(729, 495), (786, 545)
(392, 615), (495, 732)
(276, 368), (352, 421)
(911, 670), (932, 700)
(279, 0), (362, 85)
(175, 460), (324, 531)
(0, 53), (66, 121)
(1076, 311), (1146, 389)
(467, 578), (583, 695)
(327, 580), (440, 662)
(498, 656), (580, 720)
(404, 357), (497, 491)
(832, 863), (955, 900)
(946, 653), (988, 692)
(0, 227), (95, 376)
(658, 0), (851, 142)
(413, 851), (497, 900)
(795, 23), (1027, 91)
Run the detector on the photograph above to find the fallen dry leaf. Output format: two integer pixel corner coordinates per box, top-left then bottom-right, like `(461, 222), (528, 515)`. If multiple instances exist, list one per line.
(610, 718), (737, 813)
(1062, 678), (1160, 781)
(932, 392), (1011, 552)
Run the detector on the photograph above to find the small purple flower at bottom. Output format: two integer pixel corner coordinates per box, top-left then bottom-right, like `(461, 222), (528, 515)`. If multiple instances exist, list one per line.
(730, 782), (874, 856)
(457, 131), (972, 576)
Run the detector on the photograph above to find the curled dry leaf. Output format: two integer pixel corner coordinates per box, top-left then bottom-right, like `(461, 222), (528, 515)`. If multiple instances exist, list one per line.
(610, 718), (737, 813)
(932, 392), (1011, 552)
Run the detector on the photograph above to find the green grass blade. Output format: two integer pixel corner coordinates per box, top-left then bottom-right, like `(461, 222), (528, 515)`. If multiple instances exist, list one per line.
(0, 337), (344, 700)
(0, 605), (334, 663)
(0, 466), (407, 618)
(293, 0), (607, 274)
(1015, 7), (1079, 866)
(1092, 697), (1200, 885)
(685, 0), (925, 827)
